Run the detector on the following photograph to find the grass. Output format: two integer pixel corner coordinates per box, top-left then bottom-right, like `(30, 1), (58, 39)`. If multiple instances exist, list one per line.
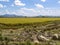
(0, 18), (60, 45)
(0, 18), (60, 24)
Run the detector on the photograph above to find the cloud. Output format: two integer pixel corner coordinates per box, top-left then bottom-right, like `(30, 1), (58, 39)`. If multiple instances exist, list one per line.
(0, 0), (9, 2)
(0, 4), (7, 8)
(21, 8), (36, 12)
(58, 1), (60, 3)
(5, 10), (17, 14)
(17, 8), (37, 16)
(18, 8), (60, 16)
(14, 0), (25, 6)
(41, 0), (46, 2)
(0, 4), (3, 8)
(35, 4), (44, 8)
(36, 9), (60, 16)
(1, 7), (60, 16)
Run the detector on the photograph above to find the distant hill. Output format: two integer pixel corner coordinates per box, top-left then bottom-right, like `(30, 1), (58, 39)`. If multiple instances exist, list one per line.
(0, 14), (26, 18)
(0, 14), (60, 18)
(32, 15), (60, 18)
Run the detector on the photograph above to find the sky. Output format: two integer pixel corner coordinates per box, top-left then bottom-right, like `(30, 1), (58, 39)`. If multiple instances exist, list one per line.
(0, 0), (60, 16)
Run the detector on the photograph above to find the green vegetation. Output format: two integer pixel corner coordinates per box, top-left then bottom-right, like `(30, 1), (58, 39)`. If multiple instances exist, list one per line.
(0, 18), (60, 45)
(0, 18), (60, 24)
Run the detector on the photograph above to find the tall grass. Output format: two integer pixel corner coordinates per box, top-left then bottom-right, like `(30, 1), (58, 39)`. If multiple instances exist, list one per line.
(0, 18), (60, 24)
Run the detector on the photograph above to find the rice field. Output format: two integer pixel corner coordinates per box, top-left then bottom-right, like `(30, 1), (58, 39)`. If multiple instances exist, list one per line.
(0, 18), (60, 45)
(0, 18), (60, 24)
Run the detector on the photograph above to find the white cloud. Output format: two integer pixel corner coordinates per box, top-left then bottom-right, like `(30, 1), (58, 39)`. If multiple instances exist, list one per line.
(18, 8), (60, 16)
(0, 4), (7, 8)
(58, 1), (60, 3)
(21, 8), (36, 12)
(5, 10), (17, 14)
(41, 0), (46, 2)
(5, 10), (10, 14)
(14, 0), (25, 6)
(17, 8), (37, 16)
(0, 4), (3, 8)
(35, 4), (44, 8)
(36, 9), (60, 16)
(0, 0), (9, 2)
(1, 7), (60, 16)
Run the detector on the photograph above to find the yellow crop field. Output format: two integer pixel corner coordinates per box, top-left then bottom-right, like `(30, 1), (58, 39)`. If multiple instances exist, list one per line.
(0, 18), (60, 24)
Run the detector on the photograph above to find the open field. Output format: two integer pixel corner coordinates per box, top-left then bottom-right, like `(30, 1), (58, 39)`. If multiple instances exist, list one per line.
(0, 18), (60, 24)
(0, 18), (60, 45)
